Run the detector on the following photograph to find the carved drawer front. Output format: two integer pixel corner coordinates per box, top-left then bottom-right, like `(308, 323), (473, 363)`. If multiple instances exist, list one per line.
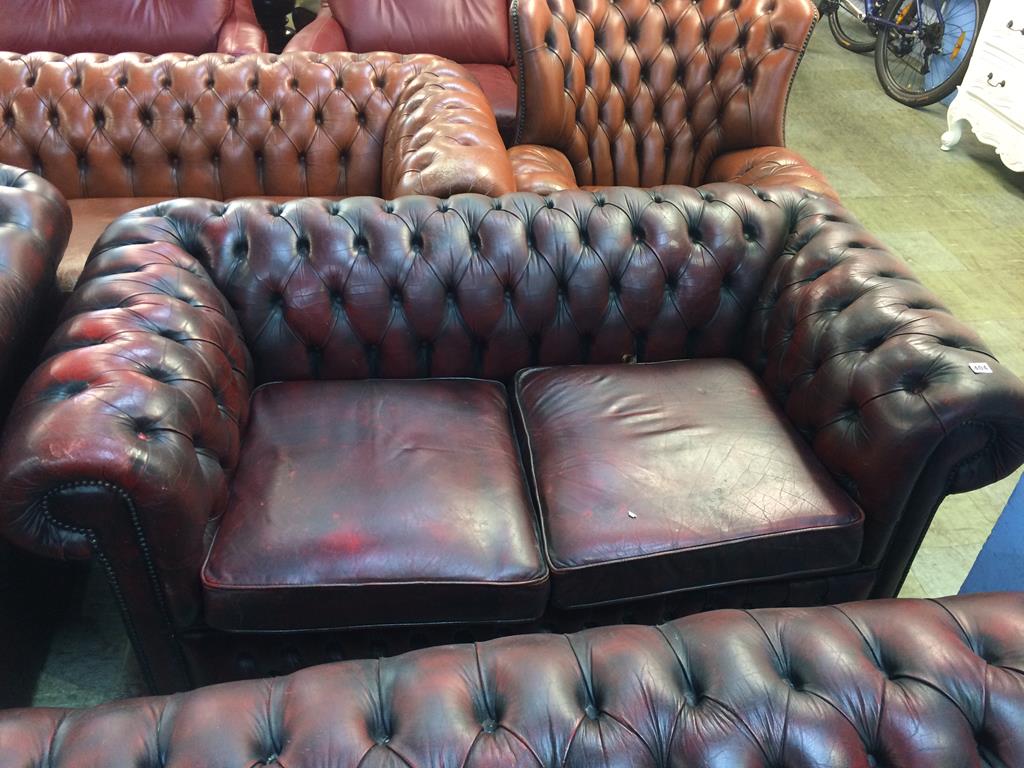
(961, 47), (1024, 126)
(985, 0), (1024, 64)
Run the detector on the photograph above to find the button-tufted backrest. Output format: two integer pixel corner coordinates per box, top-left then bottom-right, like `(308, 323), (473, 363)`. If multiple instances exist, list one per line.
(0, 0), (233, 56)
(89, 186), (790, 383)
(329, 0), (514, 66)
(0, 51), (500, 200)
(1, 593), (1022, 766)
(513, 0), (817, 184)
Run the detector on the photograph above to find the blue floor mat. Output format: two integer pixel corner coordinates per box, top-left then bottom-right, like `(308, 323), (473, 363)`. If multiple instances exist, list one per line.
(960, 476), (1024, 593)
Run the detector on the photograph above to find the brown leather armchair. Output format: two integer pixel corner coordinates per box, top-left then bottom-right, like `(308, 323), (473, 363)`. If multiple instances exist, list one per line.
(285, 0), (518, 143)
(1, 185), (1020, 694)
(0, 52), (514, 293)
(0, 0), (267, 57)
(510, 0), (837, 198)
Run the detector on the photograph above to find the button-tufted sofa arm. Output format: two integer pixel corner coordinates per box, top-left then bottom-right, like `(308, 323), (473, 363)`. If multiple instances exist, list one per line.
(744, 189), (1024, 594)
(0, 163), (70, 410)
(0, 234), (253, 690)
(1, 592), (1022, 766)
(382, 69), (516, 198)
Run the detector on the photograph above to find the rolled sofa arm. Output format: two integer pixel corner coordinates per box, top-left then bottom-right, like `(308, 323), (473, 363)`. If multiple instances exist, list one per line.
(706, 147), (840, 201)
(382, 66), (516, 198)
(0, 164), (70, 398)
(509, 145), (580, 194)
(0, 233), (252, 689)
(744, 190), (1024, 594)
(217, 0), (269, 55)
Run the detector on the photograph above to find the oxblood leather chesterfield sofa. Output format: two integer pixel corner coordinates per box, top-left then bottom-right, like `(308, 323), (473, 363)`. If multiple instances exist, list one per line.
(1, 593), (1022, 766)
(287, 0), (518, 143)
(0, 51), (514, 293)
(1, 184), (1022, 693)
(0, 163), (76, 707)
(0, 0), (267, 57)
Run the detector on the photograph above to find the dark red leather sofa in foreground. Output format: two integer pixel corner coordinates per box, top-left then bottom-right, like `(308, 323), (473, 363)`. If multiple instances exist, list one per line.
(0, 183), (1021, 693)
(1, 593), (1022, 766)
(0, 163), (77, 707)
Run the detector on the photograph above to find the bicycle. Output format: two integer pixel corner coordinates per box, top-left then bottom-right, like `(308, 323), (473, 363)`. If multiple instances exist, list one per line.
(818, 0), (984, 107)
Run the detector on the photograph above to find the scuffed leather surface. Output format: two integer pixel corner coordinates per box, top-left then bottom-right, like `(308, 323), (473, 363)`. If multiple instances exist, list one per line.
(516, 358), (863, 608)
(1, 593), (1022, 767)
(216, 0), (268, 55)
(203, 379), (547, 631)
(513, 0), (817, 186)
(0, 239), (254, 632)
(1, 185), (1022, 692)
(0, 52), (511, 200)
(0, 164), (69, 413)
(325, 0), (512, 65)
(0, 0), (237, 56)
(381, 69), (515, 198)
(509, 144), (580, 193)
(708, 145), (839, 199)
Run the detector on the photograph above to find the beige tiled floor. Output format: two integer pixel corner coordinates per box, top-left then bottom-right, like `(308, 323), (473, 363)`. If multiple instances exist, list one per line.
(788, 25), (1024, 598)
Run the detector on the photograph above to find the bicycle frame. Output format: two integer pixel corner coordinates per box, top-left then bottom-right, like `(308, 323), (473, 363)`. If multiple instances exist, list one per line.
(828, 0), (944, 34)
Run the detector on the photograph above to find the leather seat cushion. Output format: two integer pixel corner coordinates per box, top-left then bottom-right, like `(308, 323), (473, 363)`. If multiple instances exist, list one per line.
(514, 359), (864, 609)
(203, 378), (548, 631)
(464, 64), (517, 143)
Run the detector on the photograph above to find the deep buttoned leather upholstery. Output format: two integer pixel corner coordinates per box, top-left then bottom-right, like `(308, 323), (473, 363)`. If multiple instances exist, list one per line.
(286, 0), (518, 142)
(1, 593), (1022, 767)
(203, 379), (548, 631)
(0, 164), (73, 707)
(0, 186), (1021, 693)
(0, 0), (266, 57)
(511, 0), (837, 198)
(516, 359), (863, 608)
(0, 51), (514, 291)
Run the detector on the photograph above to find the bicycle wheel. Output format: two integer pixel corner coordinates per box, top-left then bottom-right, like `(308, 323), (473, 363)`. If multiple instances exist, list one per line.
(874, 0), (982, 107)
(828, 1), (880, 53)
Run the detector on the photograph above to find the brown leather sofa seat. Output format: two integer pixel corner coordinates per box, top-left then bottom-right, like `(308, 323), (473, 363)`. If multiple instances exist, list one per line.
(0, 0), (267, 57)
(516, 360), (863, 608)
(203, 379), (548, 631)
(1, 593), (1022, 766)
(2, 186), (1022, 694)
(0, 51), (515, 293)
(286, 0), (518, 143)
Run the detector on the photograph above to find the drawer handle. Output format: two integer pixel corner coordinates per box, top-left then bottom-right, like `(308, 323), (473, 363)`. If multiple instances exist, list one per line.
(986, 73), (1006, 88)
(1007, 19), (1024, 34)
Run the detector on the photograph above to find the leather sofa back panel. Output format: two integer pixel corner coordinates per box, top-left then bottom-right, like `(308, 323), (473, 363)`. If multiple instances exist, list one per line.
(514, 0), (816, 185)
(0, 52), (479, 200)
(0, 0), (232, 56)
(329, 0), (512, 66)
(91, 186), (790, 383)
(1, 593), (1022, 766)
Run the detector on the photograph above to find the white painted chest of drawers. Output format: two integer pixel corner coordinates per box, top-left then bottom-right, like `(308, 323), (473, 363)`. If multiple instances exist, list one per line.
(941, 0), (1024, 171)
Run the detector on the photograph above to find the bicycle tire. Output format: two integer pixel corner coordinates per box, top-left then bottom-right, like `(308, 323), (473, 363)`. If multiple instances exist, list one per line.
(828, 5), (878, 52)
(874, 0), (982, 107)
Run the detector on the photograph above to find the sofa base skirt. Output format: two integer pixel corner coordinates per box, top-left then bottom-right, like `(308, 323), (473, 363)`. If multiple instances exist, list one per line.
(173, 569), (877, 688)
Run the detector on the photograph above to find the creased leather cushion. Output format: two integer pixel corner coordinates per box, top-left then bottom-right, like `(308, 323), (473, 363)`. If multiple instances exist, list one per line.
(515, 358), (863, 608)
(1, 593), (1022, 767)
(203, 378), (548, 631)
(0, 0), (232, 56)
